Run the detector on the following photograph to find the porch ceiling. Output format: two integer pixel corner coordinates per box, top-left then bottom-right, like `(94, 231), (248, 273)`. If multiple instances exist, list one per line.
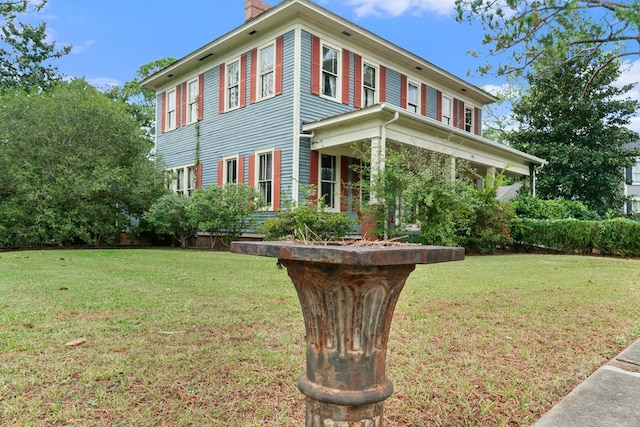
(302, 103), (546, 177)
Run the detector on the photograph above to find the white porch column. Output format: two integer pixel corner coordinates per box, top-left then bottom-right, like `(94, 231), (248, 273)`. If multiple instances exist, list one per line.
(486, 167), (496, 189)
(370, 136), (383, 203)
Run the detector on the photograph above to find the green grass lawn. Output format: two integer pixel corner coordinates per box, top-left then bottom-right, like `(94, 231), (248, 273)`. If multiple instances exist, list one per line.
(1, 249), (639, 426)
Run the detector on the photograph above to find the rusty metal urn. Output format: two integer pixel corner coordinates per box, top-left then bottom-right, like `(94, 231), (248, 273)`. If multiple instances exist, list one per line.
(231, 241), (464, 426)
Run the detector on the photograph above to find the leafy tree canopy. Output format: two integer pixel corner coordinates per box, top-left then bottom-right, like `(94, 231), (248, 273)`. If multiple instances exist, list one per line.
(0, 0), (71, 92)
(455, 0), (640, 79)
(0, 79), (166, 246)
(507, 53), (640, 215)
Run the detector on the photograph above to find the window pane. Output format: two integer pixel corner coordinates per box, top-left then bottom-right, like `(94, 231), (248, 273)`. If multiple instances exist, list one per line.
(227, 61), (239, 86)
(363, 65), (375, 88)
(321, 154), (335, 181)
(260, 45), (274, 73)
(261, 72), (274, 98)
(321, 182), (335, 208)
(322, 47), (337, 74)
(632, 163), (640, 182)
(323, 74), (336, 98)
(442, 97), (451, 125)
(188, 81), (198, 103)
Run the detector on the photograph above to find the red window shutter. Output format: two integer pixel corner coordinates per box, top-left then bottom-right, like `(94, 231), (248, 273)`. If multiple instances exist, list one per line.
(250, 49), (257, 104)
(311, 35), (320, 95)
(379, 65), (386, 102)
(248, 154), (256, 187)
(340, 156), (349, 211)
(182, 82), (187, 126)
(218, 63), (226, 114)
(459, 100), (465, 130)
(474, 107), (481, 135)
(217, 160), (223, 186)
(309, 151), (319, 202)
(273, 150), (281, 210)
(161, 92), (166, 133)
(175, 84), (181, 129)
(342, 49), (350, 105)
(421, 84), (427, 116)
(196, 163), (203, 189)
(275, 36), (284, 96)
(453, 98), (459, 128)
(436, 90), (442, 121)
(400, 74), (408, 109)
(354, 54), (362, 108)
(198, 74), (204, 121)
(238, 156), (245, 184)
(240, 55), (247, 109)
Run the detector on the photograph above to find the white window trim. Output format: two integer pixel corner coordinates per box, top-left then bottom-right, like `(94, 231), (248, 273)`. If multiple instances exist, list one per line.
(320, 42), (341, 102)
(187, 77), (199, 124)
(319, 153), (339, 212)
(256, 149), (275, 210)
(166, 164), (196, 196)
(226, 57), (241, 111)
(464, 106), (474, 132)
(362, 62), (378, 107)
(442, 95), (452, 126)
(165, 88), (176, 131)
(257, 41), (276, 102)
(407, 80), (420, 114)
(223, 155), (239, 184)
(632, 161), (640, 185)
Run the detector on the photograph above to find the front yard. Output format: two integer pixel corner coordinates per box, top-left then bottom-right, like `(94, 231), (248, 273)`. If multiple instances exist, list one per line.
(1, 249), (639, 426)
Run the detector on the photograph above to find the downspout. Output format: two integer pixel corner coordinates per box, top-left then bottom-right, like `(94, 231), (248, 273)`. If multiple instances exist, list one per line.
(380, 109), (399, 240)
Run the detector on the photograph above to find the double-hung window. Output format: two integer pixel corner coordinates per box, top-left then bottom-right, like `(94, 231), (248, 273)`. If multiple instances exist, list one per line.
(259, 43), (275, 99)
(227, 59), (240, 110)
(258, 151), (273, 207)
(166, 89), (176, 130)
(408, 82), (419, 113)
(187, 78), (199, 124)
(632, 161), (640, 184)
(363, 63), (376, 107)
(167, 165), (196, 196)
(320, 154), (337, 209)
(322, 45), (339, 99)
(465, 107), (473, 132)
(442, 96), (452, 126)
(224, 156), (238, 184)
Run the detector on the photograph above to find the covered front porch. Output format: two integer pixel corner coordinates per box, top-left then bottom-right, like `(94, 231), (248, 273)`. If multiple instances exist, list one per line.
(303, 103), (546, 214)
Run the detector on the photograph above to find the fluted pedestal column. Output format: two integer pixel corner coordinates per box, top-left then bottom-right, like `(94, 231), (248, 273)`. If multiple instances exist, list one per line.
(230, 241), (464, 426)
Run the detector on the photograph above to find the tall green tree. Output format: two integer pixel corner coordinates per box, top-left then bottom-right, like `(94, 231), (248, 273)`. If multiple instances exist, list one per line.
(0, 0), (71, 92)
(455, 0), (640, 79)
(507, 54), (640, 215)
(0, 79), (166, 246)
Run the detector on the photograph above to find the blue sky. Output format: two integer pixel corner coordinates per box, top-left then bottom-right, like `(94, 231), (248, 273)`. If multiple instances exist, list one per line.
(40, 0), (640, 131)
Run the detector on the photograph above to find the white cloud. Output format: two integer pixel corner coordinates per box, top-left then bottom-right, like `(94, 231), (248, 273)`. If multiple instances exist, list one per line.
(345, 0), (456, 18)
(86, 77), (122, 89)
(70, 39), (95, 55)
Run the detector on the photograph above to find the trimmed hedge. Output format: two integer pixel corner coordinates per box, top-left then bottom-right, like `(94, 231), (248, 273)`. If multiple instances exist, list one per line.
(512, 218), (640, 257)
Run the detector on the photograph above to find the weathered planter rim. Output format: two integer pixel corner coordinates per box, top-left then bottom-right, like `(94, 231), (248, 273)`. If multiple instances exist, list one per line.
(230, 240), (465, 266)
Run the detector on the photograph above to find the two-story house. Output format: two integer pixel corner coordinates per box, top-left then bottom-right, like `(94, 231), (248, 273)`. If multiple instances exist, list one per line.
(142, 0), (546, 232)
(624, 141), (640, 216)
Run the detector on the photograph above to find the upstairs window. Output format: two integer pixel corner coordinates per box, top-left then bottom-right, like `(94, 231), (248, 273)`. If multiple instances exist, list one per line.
(363, 63), (376, 107)
(258, 151), (273, 206)
(632, 162), (640, 184)
(165, 89), (176, 130)
(187, 78), (199, 124)
(227, 59), (240, 110)
(322, 45), (339, 99)
(465, 107), (473, 132)
(408, 82), (419, 113)
(259, 43), (275, 99)
(442, 96), (452, 126)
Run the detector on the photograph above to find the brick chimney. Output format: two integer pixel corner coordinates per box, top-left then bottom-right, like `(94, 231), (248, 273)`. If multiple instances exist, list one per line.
(245, 0), (271, 21)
